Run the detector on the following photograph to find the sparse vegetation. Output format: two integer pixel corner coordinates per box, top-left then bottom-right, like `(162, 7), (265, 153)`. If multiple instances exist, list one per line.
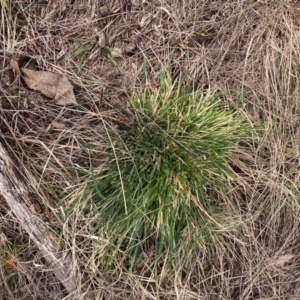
(1, 0), (300, 299)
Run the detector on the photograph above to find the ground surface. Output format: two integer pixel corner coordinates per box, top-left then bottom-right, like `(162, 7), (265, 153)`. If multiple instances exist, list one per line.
(1, 0), (300, 299)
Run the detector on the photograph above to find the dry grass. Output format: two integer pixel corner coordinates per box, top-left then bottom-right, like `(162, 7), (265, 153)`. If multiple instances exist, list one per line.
(1, 0), (300, 299)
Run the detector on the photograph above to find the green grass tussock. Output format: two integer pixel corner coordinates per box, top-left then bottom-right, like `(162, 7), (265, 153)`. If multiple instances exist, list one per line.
(84, 72), (252, 269)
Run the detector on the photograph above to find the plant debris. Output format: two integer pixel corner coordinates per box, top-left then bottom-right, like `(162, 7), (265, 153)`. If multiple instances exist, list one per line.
(21, 68), (77, 106)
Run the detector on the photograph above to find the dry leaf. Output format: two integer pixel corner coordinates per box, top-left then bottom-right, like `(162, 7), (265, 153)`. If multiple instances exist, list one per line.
(5, 254), (17, 269)
(51, 121), (66, 129)
(267, 254), (295, 271)
(21, 68), (77, 106)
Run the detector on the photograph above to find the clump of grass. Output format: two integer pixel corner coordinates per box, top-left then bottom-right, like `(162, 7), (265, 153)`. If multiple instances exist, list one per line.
(84, 72), (251, 270)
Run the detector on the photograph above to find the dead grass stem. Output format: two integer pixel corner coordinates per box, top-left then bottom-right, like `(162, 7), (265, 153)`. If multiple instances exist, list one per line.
(1, 0), (300, 299)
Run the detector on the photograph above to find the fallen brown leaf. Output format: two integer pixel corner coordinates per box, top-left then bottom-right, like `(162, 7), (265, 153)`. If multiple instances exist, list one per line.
(21, 68), (77, 106)
(5, 254), (17, 269)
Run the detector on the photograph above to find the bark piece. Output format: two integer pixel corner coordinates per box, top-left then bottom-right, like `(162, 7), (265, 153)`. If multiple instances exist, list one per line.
(0, 143), (92, 299)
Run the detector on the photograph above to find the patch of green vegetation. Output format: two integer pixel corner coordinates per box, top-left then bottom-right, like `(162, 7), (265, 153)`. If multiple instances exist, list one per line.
(79, 72), (251, 271)
(64, 37), (94, 73)
(103, 48), (123, 71)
